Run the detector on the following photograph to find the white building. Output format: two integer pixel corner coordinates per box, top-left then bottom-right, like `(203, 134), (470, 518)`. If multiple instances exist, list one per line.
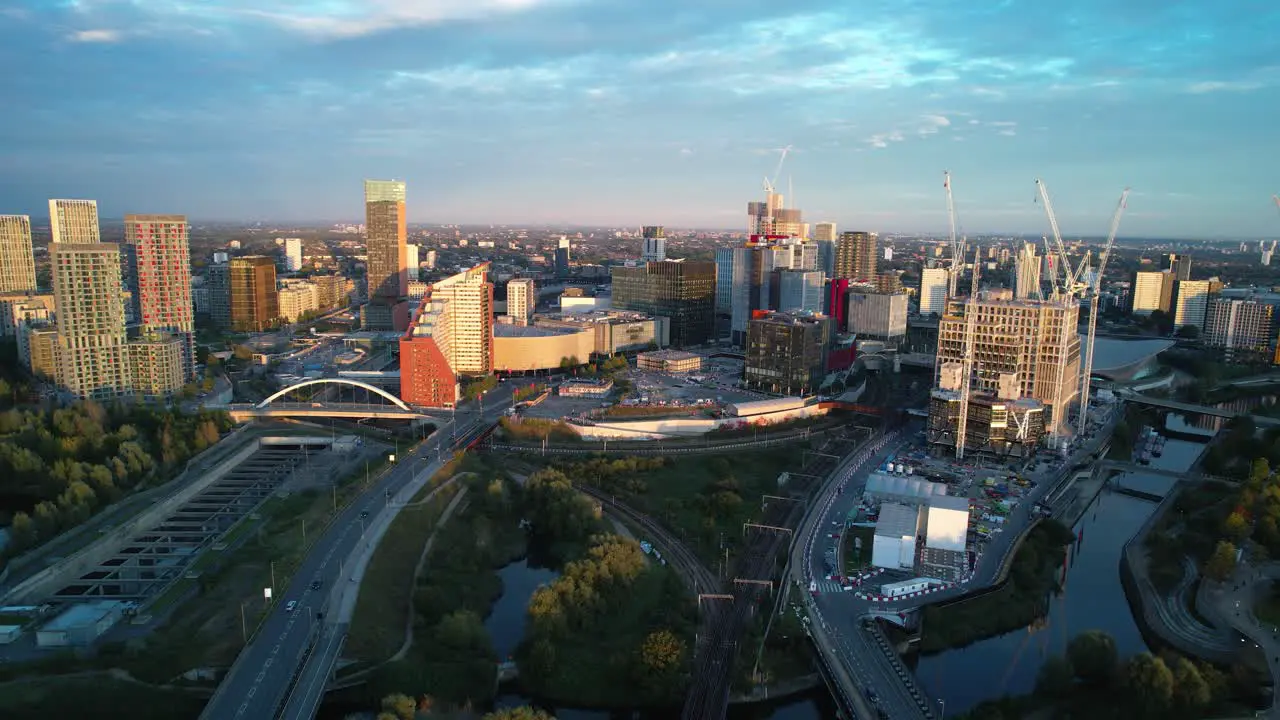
(278, 280), (320, 322)
(284, 238), (303, 272)
(506, 278), (535, 324)
(871, 503), (921, 571)
(924, 496), (970, 552)
(425, 249), (437, 270)
(918, 267), (948, 316)
(1173, 280), (1210, 330)
(406, 244), (420, 281)
(1131, 271), (1171, 316)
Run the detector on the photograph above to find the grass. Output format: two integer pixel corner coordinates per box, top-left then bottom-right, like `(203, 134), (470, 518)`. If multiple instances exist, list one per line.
(843, 525), (874, 575)
(735, 603), (815, 691)
(0, 675), (207, 720)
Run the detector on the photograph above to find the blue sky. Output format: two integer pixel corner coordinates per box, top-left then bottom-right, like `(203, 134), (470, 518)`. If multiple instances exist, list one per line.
(2, 1), (1278, 237)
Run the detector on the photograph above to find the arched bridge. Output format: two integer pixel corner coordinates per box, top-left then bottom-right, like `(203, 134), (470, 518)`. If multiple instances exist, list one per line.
(223, 378), (444, 422)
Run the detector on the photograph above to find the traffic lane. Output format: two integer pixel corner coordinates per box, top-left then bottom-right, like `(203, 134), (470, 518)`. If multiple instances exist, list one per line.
(814, 607), (925, 719)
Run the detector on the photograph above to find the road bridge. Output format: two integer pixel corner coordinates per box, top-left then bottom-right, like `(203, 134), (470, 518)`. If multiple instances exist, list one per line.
(1117, 389), (1280, 426)
(1097, 459), (1236, 485)
(222, 377), (445, 422)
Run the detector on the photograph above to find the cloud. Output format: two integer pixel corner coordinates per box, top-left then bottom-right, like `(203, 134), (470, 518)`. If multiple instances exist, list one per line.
(69, 29), (121, 43)
(866, 114), (952, 147)
(1185, 80), (1264, 94)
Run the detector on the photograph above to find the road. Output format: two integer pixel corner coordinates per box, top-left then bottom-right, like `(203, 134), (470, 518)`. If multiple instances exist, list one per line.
(199, 385), (516, 720)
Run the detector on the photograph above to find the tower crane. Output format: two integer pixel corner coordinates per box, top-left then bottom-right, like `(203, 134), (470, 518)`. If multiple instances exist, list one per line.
(944, 172), (965, 297)
(955, 245), (982, 460)
(1035, 179), (1089, 299)
(1273, 194), (1280, 214)
(1077, 188), (1130, 436)
(762, 145), (792, 196)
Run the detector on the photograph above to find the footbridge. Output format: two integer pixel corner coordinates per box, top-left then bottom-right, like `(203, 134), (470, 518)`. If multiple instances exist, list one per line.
(1097, 460), (1236, 486)
(224, 378), (444, 422)
(1117, 389), (1280, 426)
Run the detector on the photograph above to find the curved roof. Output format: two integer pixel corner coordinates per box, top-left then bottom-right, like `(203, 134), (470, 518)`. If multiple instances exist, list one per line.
(866, 472), (948, 501)
(1090, 338), (1174, 381)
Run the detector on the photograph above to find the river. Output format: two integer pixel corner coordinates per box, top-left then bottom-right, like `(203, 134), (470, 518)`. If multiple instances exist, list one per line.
(913, 433), (1207, 715)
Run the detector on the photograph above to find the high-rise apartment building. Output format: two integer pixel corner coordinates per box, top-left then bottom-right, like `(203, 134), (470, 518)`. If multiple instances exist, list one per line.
(124, 214), (195, 379)
(1131, 271), (1175, 315)
(813, 222), (837, 242)
(1204, 297), (1277, 363)
(874, 272), (903, 295)
(364, 179), (408, 330)
(555, 237), (571, 277)
(934, 291), (1081, 435)
(406, 244), (420, 281)
(128, 335), (185, 400)
(641, 226), (666, 263)
(506, 278), (535, 324)
(848, 291), (908, 345)
(312, 274), (350, 310)
(229, 256), (279, 332)
(834, 231), (877, 281)
(1173, 280), (1211, 330)
(400, 264), (494, 407)
(1015, 242), (1041, 300)
(284, 238), (303, 272)
(51, 243), (130, 399)
(0, 216), (37, 293)
(425, 249), (437, 271)
(49, 199), (101, 244)
(744, 311), (831, 396)
(611, 260), (715, 347)
(918, 267), (948, 316)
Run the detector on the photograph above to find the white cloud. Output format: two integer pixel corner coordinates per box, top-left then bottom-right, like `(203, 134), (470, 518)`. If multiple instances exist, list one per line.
(988, 121), (1017, 127)
(679, 148), (693, 156)
(1185, 80), (1264, 94)
(69, 29), (121, 43)
(998, 129), (1016, 136)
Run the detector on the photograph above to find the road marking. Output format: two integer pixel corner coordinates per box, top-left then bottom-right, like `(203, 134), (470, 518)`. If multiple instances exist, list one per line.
(248, 687), (256, 698)
(256, 670), (264, 682)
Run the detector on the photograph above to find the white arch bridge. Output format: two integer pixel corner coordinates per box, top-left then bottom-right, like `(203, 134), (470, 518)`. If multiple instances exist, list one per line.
(221, 378), (445, 422)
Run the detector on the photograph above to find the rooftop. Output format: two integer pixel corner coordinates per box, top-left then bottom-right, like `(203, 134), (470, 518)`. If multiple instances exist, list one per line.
(866, 472), (949, 501)
(41, 601), (123, 631)
(493, 324), (576, 338)
(638, 349), (700, 361)
(928, 495), (971, 513)
(875, 502), (920, 539)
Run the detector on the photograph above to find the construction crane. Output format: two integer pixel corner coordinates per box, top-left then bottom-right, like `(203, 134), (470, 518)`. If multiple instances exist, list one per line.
(762, 145), (792, 196)
(1077, 188), (1131, 436)
(955, 245), (983, 460)
(1035, 179), (1089, 299)
(943, 172), (966, 297)
(1273, 194), (1280, 214)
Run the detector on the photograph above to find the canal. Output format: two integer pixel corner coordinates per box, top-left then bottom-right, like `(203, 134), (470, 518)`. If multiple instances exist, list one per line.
(913, 432), (1208, 715)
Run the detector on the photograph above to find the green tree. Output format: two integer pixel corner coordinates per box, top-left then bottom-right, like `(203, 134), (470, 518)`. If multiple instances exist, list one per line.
(1034, 655), (1075, 698)
(1124, 652), (1174, 717)
(1170, 656), (1211, 711)
(483, 708), (556, 720)
(1223, 511), (1251, 542)
(1252, 457), (1272, 484)
(1067, 630), (1118, 685)
(379, 693), (416, 720)
(8, 511), (35, 550)
(1205, 540), (1238, 581)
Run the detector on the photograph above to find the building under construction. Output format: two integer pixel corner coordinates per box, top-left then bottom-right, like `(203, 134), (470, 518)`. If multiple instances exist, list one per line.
(928, 289), (1079, 453)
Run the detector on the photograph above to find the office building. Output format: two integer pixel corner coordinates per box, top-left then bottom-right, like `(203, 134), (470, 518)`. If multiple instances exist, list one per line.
(506, 278), (535, 324)
(51, 243), (130, 400)
(1204, 297), (1277, 362)
(834, 231), (877, 282)
(554, 237), (571, 277)
(0, 216), (37, 293)
(848, 291), (908, 345)
(611, 260), (715, 347)
(1131, 271), (1175, 315)
(714, 248), (736, 316)
(918, 267), (948, 316)
(229, 256), (279, 332)
(641, 226), (666, 263)
(406, 244), (420, 281)
(934, 291), (1080, 435)
(204, 263), (232, 328)
(400, 264), (493, 407)
(124, 214), (195, 379)
(364, 179), (408, 331)
(49, 199), (100, 244)
(1015, 242), (1041, 300)
(743, 311), (831, 396)
(773, 270), (825, 315)
(1173, 280), (1211, 330)
(727, 239), (816, 345)
(283, 238), (303, 272)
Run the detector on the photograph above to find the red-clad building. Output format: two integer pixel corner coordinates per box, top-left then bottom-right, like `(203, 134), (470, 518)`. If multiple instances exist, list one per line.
(826, 278), (850, 331)
(399, 263), (493, 408)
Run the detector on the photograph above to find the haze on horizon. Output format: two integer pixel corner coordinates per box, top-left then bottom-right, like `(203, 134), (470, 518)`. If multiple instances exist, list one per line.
(1, 0), (1278, 238)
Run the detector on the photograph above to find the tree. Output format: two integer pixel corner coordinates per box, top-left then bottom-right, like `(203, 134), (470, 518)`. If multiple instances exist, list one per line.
(8, 511), (35, 550)
(1205, 540), (1238, 581)
(1034, 655), (1075, 698)
(483, 708), (555, 720)
(1223, 511), (1251, 543)
(1175, 324), (1200, 339)
(1251, 457), (1272, 484)
(1123, 652), (1174, 717)
(1170, 656), (1211, 711)
(1067, 630), (1118, 684)
(379, 693), (416, 720)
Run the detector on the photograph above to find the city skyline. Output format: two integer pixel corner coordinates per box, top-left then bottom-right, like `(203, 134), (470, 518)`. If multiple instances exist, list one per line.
(1, 1), (1277, 237)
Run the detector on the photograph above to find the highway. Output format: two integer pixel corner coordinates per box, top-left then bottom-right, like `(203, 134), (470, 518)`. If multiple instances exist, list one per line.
(199, 385), (515, 720)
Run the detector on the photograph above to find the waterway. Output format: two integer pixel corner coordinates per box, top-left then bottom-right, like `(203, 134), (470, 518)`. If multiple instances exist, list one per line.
(913, 435), (1207, 715)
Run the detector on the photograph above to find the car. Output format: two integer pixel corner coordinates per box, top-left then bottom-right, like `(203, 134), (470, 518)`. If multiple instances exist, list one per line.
(285, 600), (298, 613)
(865, 688), (879, 704)
(310, 580), (322, 591)
(360, 510), (369, 519)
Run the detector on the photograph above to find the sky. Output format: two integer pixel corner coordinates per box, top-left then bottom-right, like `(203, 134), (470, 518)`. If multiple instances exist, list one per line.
(2, 1), (1278, 238)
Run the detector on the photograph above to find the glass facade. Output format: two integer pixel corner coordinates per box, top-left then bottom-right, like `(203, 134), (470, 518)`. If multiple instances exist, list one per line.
(611, 260), (715, 348)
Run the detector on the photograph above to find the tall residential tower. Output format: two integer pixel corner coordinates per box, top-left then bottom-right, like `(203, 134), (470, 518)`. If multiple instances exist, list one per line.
(0, 215), (37, 293)
(124, 214), (196, 379)
(49, 199), (101, 244)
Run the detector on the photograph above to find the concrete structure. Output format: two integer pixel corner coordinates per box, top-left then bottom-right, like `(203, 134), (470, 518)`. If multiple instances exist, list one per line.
(36, 601), (125, 647)
(0, 293), (53, 338)
(229, 256), (279, 332)
(284, 237), (303, 272)
(835, 231), (877, 282)
(405, 243), (420, 281)
(1015, 241), (1041, 300)
(51, 243), (131, 400)
(641, 226), (666, 262)
(0, 215), (36, 293)
(744, 311), (830, 396)
(918, 267), (947, 316)
(748, 191), (803, 237)
(813, 222), (837, 242)
(506, 278), (535, 324)
(871, 503), (920, 571)
(399, 264), (492, 407)
(124, 214), (195, 379)
(364, 179), (409, 331)
(49, 199), (100, 244)
(864, 472), (948, 506)
(535, 311), (669, 355)
(1205, 296), (1277, 363)
(935, 291), (1080, 435)
(1131, 270), (1175, 316)
(128, 334), (186, 399)
(560, 379), (614, 397)
(492, 324), (594, 373)
(927, 390), (1046, 456)
(775, 269), (825, 314)
(847, 291), (907, 344)
(611, 259), (715, 347)
(1173, 279), (1211, 330)
(204, 262), (232, 328)
(726, 397), (806, 417)
(924, 495), (970, 552)
(636, 349), (703, 373)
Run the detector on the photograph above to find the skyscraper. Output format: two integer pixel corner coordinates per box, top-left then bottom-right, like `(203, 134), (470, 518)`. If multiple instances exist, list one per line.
(0, 215), (37, 293)
(124, 214), (196, 379)
(773, 269), (825, 315)
(641, 226), (666, 262)
(834, 231), (877, 281)
(364, 179), (408, 330)
(284, 237), (303, 272)
(229, 256), (279, 332)
(1131, 271), (1175, 315)
(611, 260), (716, 347)
(51, 243), (130, 399)
(918, 267), (948, 316)
(400, 264), (494, 407)
(555, 237), (571, 277)
(1015, 242), (1041, 300)
(49, 199), (101, 244)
